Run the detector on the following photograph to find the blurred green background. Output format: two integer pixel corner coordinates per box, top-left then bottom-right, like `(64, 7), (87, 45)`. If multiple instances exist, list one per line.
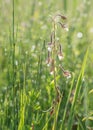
(0, 0), (93, 130)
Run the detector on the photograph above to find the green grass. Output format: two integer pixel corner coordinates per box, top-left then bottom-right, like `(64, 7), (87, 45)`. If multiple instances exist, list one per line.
(0, 0), (93, 130)
(67, 48), (89, 130)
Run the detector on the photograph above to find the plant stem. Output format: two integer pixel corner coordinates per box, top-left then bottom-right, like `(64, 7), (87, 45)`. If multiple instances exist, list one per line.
(53, 21), (56, 90)
(12, 0), (16, 129)
(63, 0), (67, 12)
(52, 19), (57, 130)
(60, 74), (75, 130)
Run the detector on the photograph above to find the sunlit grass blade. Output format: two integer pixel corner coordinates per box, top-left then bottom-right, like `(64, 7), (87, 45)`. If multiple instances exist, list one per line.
(42, 116), (52, 130)
(52, 96), (62, 130)
(67, 48), (89, 130)
(18, 64), (26, 130)
(73, 0), (77, 13)
(76, 116), (85, 130)
(83, 80), (89, 129)
(12, 0), (16, 129)
(18, 91), (25, 130)
(63, 0), (67, 12)
(60, 74), (75, 130)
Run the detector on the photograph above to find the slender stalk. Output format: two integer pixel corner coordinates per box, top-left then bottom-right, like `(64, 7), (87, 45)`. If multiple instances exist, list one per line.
(52, 96), (62, 130)
(63, 0), (67, 12)
(84, 82), (89, 129)
(42, 116), (52, 130)
(31, 0), (36, 16)
(52, 20), (58, 130)
(60, 74), (75, 130)
(73, 0), (77, 14)
(12, 0), (16, 129)
(53, 21), (56, 90)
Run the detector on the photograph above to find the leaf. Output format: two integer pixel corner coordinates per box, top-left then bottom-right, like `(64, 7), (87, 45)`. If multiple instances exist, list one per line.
(82, 116), (93, 121)
(89, 89), (93, 94)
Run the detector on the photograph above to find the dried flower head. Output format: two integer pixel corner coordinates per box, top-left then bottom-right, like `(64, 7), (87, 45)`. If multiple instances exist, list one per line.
(44, 13), (71, 117)
(59, 65), (71, 79)
(58, 22), (69, 32)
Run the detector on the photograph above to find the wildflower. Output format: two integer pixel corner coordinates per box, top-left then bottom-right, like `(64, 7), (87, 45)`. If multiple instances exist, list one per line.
(54, 14), (67, 20)
(46, 51), (51, 66)
(50, 67), (54, 75)
(62, 24), (69, 32)
(58, 22), (69, 32)
(64, 26), (69, 32)
(58, 44), (64, 60)
(45, 14), (71, 117)
(59, 14), (67, 20)
(48, 46), (52, 52)
(47, 42), (53, 52)
(59, 65), (71, 79)
(63, 70), (71, 79)
(58, 52), (64, 61)
(46, 58), (51, 67)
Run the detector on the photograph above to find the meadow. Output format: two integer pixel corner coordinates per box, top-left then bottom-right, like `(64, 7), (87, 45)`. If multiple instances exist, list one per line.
(0, 0), (93, 130)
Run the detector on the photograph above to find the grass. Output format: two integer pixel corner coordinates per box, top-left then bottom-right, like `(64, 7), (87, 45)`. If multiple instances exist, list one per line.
(67, 48), (89, 130)
(0, 0), (93, 130)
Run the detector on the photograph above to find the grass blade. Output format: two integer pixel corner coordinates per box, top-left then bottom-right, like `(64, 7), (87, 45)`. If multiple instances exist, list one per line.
(60, 74), (75, 130)
(67, 48), (89, 130)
